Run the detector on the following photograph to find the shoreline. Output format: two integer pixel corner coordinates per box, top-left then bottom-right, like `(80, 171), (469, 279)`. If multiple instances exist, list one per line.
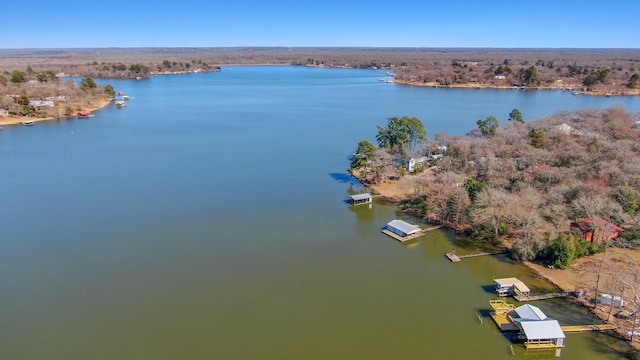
(0, 97), (113, 127)
(394, 79), (640, 97)
(358, 170), (640, 349)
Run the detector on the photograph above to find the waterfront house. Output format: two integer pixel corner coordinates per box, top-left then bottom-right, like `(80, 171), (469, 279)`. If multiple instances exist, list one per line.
(494, 277), (531, 297)
(406, 156), (429, 172)
(349, 193), (372, 206)
(569, 218), (624, 244)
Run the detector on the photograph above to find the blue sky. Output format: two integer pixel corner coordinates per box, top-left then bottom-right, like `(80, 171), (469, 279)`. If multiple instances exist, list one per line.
(3, 0), (639, 48)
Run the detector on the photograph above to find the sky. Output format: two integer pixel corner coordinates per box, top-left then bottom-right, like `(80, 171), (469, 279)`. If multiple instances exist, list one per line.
(3, 0), (639, 49)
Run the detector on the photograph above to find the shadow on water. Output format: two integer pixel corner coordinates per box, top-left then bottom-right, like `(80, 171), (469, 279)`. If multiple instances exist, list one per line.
(329, 172), (361, 185)
(481, 284), (497, 294)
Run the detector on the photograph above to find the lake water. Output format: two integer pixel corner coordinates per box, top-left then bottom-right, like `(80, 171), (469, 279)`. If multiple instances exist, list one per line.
(1, 66), (638, 359)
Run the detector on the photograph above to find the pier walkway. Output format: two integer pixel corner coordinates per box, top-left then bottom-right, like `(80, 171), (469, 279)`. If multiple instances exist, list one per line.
(514, 292), (569, 302)
(445, 250), (507, 263)
(561, 324), (617, 333)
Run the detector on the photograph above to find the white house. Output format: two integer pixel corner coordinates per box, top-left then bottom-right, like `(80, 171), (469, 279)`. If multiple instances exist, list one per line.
(407, 156), (429, 172)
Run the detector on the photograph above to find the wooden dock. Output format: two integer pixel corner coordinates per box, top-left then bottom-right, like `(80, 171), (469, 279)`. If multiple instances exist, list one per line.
(445, 252), (461, 262)
(514, 292), (569, 302)
(561, 324), (617, 333)
(445, 250), (507, 262)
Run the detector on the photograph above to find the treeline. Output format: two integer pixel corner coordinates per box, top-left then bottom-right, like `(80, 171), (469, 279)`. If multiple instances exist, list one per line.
(1, 48), (637, 93)
(351, 106), (640, 268)
(393, 56), (639, 95)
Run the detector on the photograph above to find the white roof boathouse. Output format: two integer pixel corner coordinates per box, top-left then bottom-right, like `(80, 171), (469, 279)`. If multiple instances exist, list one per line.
(382, 219), (423, 242)
(493, 277), (531, 298)
(349, 193), (372, 206)
(511, 304), (566, 350)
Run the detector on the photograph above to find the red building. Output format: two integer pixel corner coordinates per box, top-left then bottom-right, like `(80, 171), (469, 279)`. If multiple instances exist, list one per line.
(569, 218), (624, 244)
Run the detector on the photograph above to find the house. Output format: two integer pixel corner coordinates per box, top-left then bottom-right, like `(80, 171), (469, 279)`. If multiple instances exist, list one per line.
(349, 193), (372, 206)
(570, 218), (624, 243)
(493, 277), (531, 297)
(77, 110), (92, 118)
(407, 156), (429, 172)
(384, 220), (421, 237)
(510, 304), (566, 349)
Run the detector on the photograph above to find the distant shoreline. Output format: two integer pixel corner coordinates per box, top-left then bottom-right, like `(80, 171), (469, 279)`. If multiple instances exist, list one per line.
(394, 79), (640, 97)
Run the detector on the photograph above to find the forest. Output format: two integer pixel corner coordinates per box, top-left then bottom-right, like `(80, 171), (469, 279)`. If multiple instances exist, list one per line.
(350, 107), (640, 270)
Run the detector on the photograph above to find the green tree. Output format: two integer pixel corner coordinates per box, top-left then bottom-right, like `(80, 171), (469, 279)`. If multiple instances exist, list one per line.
(520, 66), (539, 86)
(528, 129), (547, 149)
(129, 64), (149, 77)
(10, 70), (27, 83)
(163, 60), (172, 69)
(628, 73), (639, 89)
(583, 74), (598, 90)
(350, 140), (377, 170)
(376, 116), (427, 159)
(80, 77), (97, 90)
(476, 116), (499, 137)
(104, 84), (115, 98)
(463, 178), (487, 202)
(16, 91), (29, 106)
(548, 234), (576, 269)
(508, 108), (524, 123)
(36, 70), (56, 83)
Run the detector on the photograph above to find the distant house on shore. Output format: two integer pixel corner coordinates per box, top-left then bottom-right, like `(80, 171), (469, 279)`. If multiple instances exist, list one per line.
(569, 218), (624, 244)
(407, 156), (429, 172)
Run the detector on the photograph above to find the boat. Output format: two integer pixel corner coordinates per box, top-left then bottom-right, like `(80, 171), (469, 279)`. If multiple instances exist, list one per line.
(121, 95), (132, 100)
(115, 100), (126, 108)
(21, 120), (35, 126)
(77, 111), (93, 118)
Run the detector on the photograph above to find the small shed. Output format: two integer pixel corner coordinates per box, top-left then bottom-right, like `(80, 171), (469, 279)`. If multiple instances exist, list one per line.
(385, 220), (421, 237)
(494, 278), (531, 297)
(599, 293), (624, 308)
(349, 193), (372, 206)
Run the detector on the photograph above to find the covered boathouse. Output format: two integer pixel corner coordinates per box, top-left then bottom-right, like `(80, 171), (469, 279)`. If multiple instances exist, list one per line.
(494, 277), (531, 298)
(382, 219), (423, 242)
(512, 304), (566, 349)
(349, 193), (372, 206)
(489, 300), (566, 350)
